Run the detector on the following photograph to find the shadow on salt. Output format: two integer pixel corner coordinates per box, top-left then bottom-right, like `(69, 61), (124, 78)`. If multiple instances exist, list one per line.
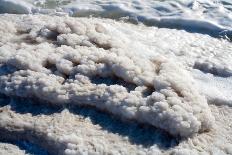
(0, 94), (179, 150)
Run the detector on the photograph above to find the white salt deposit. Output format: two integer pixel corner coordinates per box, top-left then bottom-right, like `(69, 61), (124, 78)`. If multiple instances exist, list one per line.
(0, 14), (215, 138)
(0, 15), (232, 154)
(0, 14), (232, 155)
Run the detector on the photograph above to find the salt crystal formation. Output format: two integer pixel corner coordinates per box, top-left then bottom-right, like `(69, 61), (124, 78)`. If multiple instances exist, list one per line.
(0, 14), (214, 138)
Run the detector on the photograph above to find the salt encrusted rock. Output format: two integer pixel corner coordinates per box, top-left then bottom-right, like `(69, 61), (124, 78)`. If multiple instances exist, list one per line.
(0, 14), (214, 137)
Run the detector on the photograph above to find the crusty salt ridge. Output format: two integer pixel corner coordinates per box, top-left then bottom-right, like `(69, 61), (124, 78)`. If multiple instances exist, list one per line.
(0, 14), (214, 137)
(0, 97), (172, 155)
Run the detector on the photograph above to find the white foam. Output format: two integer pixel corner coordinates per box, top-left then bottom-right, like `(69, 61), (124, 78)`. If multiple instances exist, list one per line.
(60, 0), (232, 38)
(1, 0), (232, 37)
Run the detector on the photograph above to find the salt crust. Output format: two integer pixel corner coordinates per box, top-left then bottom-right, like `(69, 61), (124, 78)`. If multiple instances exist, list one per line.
(0, 14), (215, 138)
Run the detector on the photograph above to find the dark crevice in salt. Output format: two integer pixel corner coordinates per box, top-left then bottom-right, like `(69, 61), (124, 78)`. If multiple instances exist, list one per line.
(173, 89), (184, 98)
(0, 64), (19, 76)
(22, 35), (39, 45)
(7, 96), (62, 115)
(15, 28), (40, 45)
(60, 74), (69, 85)
(16, 29), (31, 35)
(90, 75), (137, 92)
(71, 61), (80, 67)
(36, 28), (61, 46)
(193, 63), (232, 78)
(141, 86), (155, 97)
(89, 38), (112, 50)
(43, 61), (57, 73)
(151, 60), (162, 75)
(0, 94), (10, 107)
(40, 30), (60, 42)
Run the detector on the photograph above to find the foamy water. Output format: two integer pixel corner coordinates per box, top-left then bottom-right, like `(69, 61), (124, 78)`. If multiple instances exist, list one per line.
(1, 0), (232, 38)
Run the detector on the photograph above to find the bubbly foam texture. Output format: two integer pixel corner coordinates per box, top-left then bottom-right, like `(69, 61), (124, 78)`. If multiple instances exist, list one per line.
(1, 0), (232, 38)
